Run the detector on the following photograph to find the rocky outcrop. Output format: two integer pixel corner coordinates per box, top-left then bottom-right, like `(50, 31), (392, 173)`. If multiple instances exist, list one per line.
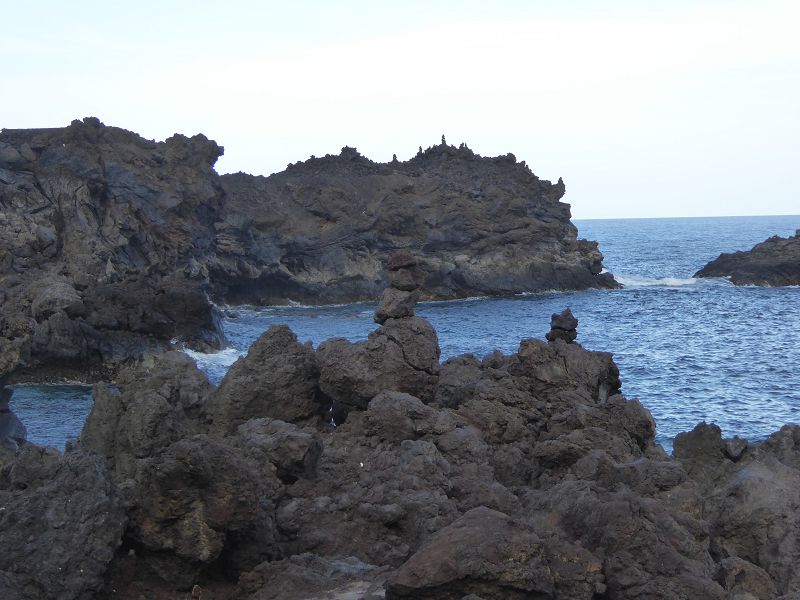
(0, 445), (126, 600)
(695, 230), (800, 286)
(1, 119), (616, 380)
(0, 118), (226, 381)
(674, 423), (800, 596)
(215, 142), (617, 306)
(10, 291), (800, 597)
(546, 307), (579, 343)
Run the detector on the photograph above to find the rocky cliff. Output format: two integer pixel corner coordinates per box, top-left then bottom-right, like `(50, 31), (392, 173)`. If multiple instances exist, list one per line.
(1, 119), (615, 380)
(1, 291), (799, 599)
(695, 230), (800, 286)
(214, 142), (616, 305)
(0, 118), (226, 380)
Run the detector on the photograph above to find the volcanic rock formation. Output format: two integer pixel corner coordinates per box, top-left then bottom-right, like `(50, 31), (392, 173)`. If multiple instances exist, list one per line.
(695, 230), (800, 286)
(1, 118), (616, 380)
(0, 118), (226, 381)
(546, 307), (579, 343)
(216, 143), (617, 306)
(2, 288), (800, 599)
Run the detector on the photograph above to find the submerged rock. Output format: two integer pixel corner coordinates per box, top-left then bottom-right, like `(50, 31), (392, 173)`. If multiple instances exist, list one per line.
(695, 230), (800, 286)
(0, 446), (126, 600)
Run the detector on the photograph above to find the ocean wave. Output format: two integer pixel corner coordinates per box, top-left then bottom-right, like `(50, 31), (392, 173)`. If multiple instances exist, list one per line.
(615, 274), (698, 288)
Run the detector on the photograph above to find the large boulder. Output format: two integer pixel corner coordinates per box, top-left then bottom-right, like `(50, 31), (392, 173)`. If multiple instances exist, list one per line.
(676, 424), (800, 596)
(386, 506), (605, 599)
(215, 140), (618, 307)
(0, 446), (126, 600)
(206, 325), (321, 434)
(317, 316), (441, 417)
(80, 351), (213, 479)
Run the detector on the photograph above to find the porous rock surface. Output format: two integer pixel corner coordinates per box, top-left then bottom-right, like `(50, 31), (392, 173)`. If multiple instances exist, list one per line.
(1, 119), (615, 380)
(217, 142), (617, 307)
(3, 297), (800, 599)
(695, 230), (800, 286)
(0, 118), (226, 381)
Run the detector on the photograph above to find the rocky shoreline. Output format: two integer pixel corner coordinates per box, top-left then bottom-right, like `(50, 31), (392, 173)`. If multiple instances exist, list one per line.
(0, 119), (615, 382)
(695, 230), (800, 286)
(2, 270), (799, 599)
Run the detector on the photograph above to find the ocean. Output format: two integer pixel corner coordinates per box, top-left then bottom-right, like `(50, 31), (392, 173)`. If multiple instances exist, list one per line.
(12, 215), (800, 452)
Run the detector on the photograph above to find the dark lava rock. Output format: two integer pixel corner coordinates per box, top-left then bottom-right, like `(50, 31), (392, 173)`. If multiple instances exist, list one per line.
(206, 325), (321, 433)
(216, 141), (618, 307)
(0, 446), (126, 600)
(546, 307), (579, 343)
(8, 306), (800, 599)
(675, 423), (800, 596)
(374, 287), (419, 324)
(695, 230), (800, 286)
(1, 121), (617, 381)
(318, 316), (440, 417)
(375, 250), (425, 324)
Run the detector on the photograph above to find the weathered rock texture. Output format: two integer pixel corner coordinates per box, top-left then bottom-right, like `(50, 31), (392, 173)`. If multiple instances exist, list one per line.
(695, 230), (800, 286)
(3, 301), (800, 599)
(0, 118), (226, 381)
(216, 143), (617, 306)
(546, 307), (579, 343)
(1, 118), (616, 379)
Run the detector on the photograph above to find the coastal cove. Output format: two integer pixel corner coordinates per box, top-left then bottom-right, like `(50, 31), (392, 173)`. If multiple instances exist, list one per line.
(14, 214), (800, 452)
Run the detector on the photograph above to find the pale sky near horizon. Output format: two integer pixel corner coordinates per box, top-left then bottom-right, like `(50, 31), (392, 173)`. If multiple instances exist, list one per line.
(3, 1), (798, 219)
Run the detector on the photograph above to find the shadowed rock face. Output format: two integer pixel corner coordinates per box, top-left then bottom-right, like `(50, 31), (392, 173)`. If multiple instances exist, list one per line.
(1, 119), (615, 380)
(695, 230), (800, 286)
(0, 118), (226, 380)
(4, 301), (800, 600)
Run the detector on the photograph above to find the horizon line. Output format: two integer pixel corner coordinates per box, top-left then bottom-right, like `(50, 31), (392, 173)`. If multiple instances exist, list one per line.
(573, 213), (800, 222)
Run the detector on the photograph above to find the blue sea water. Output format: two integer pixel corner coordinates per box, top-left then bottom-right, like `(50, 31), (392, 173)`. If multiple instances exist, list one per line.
(11, 215), (800, 451)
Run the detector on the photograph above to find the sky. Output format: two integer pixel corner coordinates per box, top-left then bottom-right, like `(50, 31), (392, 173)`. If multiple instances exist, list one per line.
(2, 0), (798, 219)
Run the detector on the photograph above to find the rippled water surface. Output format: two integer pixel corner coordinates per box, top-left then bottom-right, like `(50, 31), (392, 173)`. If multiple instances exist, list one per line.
(13, 215), (800, 451)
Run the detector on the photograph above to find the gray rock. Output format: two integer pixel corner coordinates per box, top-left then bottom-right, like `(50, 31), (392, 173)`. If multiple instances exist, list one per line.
(695, 230), (800, 286)
(318, 316), (440, 416)
(0, 446), (126, 600)
(206, 325), (321, 433)
(546, 307), (578, 343)
(386, 506), (605, 599)
(374, 287), (418, 324)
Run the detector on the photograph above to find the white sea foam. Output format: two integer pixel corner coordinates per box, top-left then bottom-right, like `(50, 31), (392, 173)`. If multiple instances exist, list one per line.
(615, 274), (697, 288)
(184, 346), (244, 371)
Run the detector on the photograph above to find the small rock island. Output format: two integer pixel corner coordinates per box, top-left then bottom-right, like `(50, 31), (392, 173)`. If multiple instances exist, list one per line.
(695, 229), (800, 286)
